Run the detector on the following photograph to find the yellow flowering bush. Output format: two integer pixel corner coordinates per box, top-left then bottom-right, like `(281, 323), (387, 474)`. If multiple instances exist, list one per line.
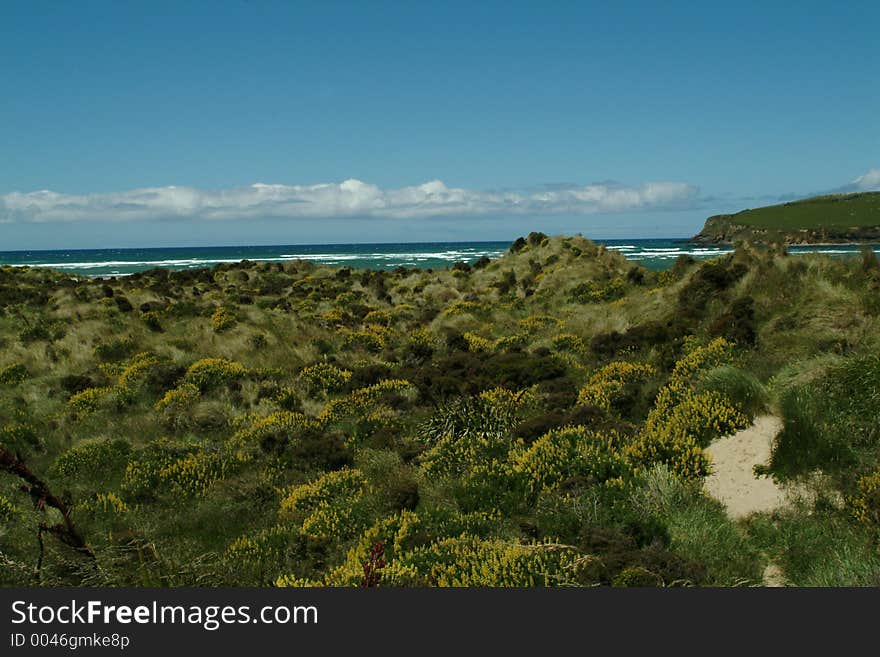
(320, 307), (348, 325)
(298, 362), (352, 394)
(211, 306), (237, 332)
(552, 333), (586, 352)
(225, 524), (291, 564)
(442, 300), (482, 317)
(363, 309), (392, 326)
(141, 310), (163, 331)
(158, 450), (229, 498)
(278, 508), (504, 587)
(381, 536), (586, 587)
(117, 352), (161, 391)
(66, 386), (114, 417)
(75, 492), (129, 516)
(318, 379), (416, 424)
(493, 333), (528, 352)
(121, 438), (199, 499)
(570, 278), (626, 303)
(391, 303), (416, 317)
(623, 337), (745, 479)
(519, 315), (563, 333)
(478, 386), (536, 411)
(420, 432), (513, 479)
(645, 390), (749, 448)
(341, 328), (385, 353)
(624, 430), (712, 480)
(577, 361), (656, 410)
(154, 383), (200, 412)
(849, 466), (880, 527)
(226, 411), (319, 461)
(510, 426), (630, 495)
(664, 337), (737, 406)
(183, 358), (247, 391)
(278, 468), (370, 540)
(463, 332), (495, 353)
(408, 327), (436, 349)
(224, 524), (306, 583)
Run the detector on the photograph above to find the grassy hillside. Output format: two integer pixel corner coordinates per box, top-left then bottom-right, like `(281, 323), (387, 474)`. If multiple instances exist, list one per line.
(2, 233), (880, 587)
(695, 192), (880, 244)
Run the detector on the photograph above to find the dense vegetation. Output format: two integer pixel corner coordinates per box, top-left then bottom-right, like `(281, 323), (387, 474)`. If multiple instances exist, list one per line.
(694, 191), (880, 244)
(2, 233), (880, 586)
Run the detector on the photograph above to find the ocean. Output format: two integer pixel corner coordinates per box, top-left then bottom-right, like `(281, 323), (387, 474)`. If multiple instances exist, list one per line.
(0, 239), (877, 277)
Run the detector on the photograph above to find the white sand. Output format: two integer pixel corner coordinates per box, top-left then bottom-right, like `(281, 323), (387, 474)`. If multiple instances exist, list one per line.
(704, 415), (788, 520)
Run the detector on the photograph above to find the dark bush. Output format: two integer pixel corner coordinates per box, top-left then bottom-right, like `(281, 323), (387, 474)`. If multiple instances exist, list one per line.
(347, 364), (392, 390)
(59, 374), (97, 397)
(387, 478), (419, 512)
(0, 285), (49, 307)
(578, 525), (706, 586)
(677, 257), (748, 320)
(710, 295), (757, 346)
(94, 337), (137, 361)
(626, 266), (646, 285)
(527, 231), (549, 246)
(509, 237), (527, 253)
(591, 320), (673, 359)
(287, 428), (353, 470)
(114, 296), (133, 312)
(492, 270), (517, 295)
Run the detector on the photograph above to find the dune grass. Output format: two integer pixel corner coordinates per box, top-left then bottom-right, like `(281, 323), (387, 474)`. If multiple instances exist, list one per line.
(1, 234), (879, 586)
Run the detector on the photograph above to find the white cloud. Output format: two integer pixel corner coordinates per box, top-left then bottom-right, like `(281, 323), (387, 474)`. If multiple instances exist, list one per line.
(852, 168), (880, 191)
(0, 179), (698, 224)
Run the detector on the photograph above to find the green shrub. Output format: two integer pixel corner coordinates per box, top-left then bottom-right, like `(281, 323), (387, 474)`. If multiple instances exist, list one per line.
(631, 466), (762, 585)
(696, 366), (767, 419)
(52, 438), (132, 480)
(94, 336), (137, 362)
(769, 355), (880, 481)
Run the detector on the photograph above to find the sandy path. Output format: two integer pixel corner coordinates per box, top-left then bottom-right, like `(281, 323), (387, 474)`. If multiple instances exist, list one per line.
(704, 415), (788, 519)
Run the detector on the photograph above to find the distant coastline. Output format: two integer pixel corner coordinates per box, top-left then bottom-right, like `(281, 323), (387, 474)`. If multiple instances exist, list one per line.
(1, 238), (877, 277)
(693, 191), (880, 245)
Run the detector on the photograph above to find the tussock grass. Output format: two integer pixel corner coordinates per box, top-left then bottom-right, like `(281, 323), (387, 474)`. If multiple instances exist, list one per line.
(2, 235), (878, 587)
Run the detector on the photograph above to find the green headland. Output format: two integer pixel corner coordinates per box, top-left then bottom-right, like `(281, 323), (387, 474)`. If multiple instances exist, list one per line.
(694, 191), (880, 244)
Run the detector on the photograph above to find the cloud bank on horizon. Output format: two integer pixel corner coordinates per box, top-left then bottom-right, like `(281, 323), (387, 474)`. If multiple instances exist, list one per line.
(2, 169), (878, 226)
(0, 179), (697, 224)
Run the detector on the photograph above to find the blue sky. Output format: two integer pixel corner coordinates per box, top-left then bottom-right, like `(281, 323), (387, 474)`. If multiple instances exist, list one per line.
(1, 1), (878, 249)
